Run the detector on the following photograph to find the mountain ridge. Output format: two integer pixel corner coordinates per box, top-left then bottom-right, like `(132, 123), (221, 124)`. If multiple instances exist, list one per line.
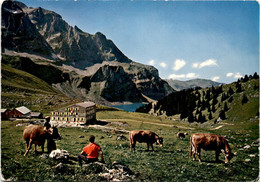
(165, 78), (223, 91)
(1, 0), (174, 104)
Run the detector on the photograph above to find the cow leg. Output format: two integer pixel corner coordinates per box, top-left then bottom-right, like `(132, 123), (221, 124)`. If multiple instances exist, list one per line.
(196, 148), (201, 163)
(24, 139), (33, 156)
(131, 142), (136, 152)
(146, 143), (149, 151)
(191, 146), (196, 161)
(34, 144), (38, 154)
(151, 144), (154, 151)
(216, 150), (220, 162)
(42, 140), (45, 154)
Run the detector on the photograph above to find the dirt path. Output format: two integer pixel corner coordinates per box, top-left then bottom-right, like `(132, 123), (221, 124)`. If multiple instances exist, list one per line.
(211, 125), (224, 130)
(100, 119), (195, 130)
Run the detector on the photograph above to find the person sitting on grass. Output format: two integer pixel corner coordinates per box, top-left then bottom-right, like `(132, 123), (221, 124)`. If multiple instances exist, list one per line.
(78, 135), (105, 167)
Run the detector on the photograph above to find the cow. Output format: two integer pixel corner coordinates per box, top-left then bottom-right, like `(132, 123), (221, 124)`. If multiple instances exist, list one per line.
(190, 133), (234, 163)
(23, 125), (61, 156)
(177, 132), (188, 139)
(129, 130), (163, 151)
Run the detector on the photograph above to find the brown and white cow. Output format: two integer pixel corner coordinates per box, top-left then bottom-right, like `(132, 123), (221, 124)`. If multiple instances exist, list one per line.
(23, 125), (61, 156)
(129, 130), (163, 151)
(190, 133), (234, 163)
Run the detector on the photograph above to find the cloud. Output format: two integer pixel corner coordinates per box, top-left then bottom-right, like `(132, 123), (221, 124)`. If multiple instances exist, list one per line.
(212, 76), (220, 82)
(234, 73), (243, 78)
(226, 72), (243, 79)
(148, 59), (155, 65)
(226, 73), (234, 77)
(160, 62), (167, 68)
(168, 73), (198, 80)
(186, 73), (197, 79)
(193, 59), (218, 69)
(192, 63), (199, 68)
(173, 59), (186, 71)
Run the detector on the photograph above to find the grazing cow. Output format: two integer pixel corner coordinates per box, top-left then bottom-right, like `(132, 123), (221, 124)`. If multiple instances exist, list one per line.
(177, 132), (188, 139)
(129, 130), (163, 151)
(190, 133), (234, 163)
(23, 125), (61, 156)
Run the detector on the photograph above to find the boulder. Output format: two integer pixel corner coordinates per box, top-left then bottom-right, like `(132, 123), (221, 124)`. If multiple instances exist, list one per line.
(49, 149), (69, 161)
(116, 134), (128, 141)
(243, 145), (251, 149)
(82, 161), (135, 181)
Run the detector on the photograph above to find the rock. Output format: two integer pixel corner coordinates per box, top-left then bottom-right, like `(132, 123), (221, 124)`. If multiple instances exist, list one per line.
(78, 135), (85, 138)
(100, 136), (104, 139)
(249, 154), (256, 158)
(40, 153), (49, 159)
(243, 145), (251, 149)
(83, 162), (109, 174)
(251, 138), (260, 146)
(49, 149), (69, 161)
(98, 161), (135, 181)
(245, 159), (251, 162)
(54, 162), (64, 170)
(217, 117), (222, 123)
(116, 134), (128, 141)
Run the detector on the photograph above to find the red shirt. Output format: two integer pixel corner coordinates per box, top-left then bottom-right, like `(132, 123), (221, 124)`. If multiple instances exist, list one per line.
(83, 143), (101, 159)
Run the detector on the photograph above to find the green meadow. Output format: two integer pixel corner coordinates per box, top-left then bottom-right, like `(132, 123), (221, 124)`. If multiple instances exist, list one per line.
(1, 108), (259, 181)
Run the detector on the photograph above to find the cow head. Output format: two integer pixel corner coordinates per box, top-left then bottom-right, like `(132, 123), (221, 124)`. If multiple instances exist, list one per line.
(222, 149), (234, 163)
(156, 137), (163, 147)
(48, 127), (62, 140)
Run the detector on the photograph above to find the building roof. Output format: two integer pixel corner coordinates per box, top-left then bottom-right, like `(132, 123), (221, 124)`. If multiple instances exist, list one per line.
(30, 112), (42, 117)
(76, 102), (96, 108)
(1, 109), (9, 113)
(15, 106), (31, 115)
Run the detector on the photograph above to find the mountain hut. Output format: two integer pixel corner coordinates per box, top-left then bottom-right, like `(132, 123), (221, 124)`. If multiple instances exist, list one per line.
(50, 102), (96, 125)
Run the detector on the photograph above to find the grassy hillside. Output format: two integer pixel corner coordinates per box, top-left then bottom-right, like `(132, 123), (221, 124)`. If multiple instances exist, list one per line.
(138, 75), (259, 127)
(1, 108), (259, 181)
(1, 62), (80, 113)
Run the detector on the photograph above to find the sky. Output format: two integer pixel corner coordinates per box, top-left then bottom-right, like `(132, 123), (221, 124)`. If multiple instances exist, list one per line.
(19, 0), (259, 84)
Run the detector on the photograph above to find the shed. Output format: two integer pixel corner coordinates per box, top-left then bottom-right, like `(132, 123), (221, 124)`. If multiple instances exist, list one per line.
(9, 106), (31, 118)
(1, 109), (10, 120)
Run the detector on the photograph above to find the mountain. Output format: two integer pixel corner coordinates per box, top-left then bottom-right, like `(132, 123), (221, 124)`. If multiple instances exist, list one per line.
(1, 1), (174, 105)
(1, 60), (80, 113)
(165, 78), (222, 91)
(137, 74), (259, 124)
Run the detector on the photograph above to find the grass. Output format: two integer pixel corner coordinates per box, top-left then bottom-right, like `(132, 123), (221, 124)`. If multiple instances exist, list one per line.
(1, 108), (259, 181)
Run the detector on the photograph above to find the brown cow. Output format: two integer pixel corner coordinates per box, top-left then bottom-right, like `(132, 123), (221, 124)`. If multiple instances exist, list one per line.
(190, 133), (234, 163)
(129, 130), (163, 151)
(23, 125), (61, 156)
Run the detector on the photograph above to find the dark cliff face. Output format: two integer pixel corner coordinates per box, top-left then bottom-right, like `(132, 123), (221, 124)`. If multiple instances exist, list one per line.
(25, 7), (131, 68)
(1, 1), (175, 104)
(1, 1), (54, 58)
(91, 65), (145, 102)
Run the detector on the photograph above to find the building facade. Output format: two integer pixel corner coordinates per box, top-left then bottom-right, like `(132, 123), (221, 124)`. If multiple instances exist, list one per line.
(50, 102), (96, 125)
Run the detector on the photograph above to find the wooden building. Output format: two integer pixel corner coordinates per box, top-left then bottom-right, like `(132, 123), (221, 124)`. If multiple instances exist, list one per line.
(50, 102), (96, 125)
(9, 106), (31, 118)
(1, 109), (10, 120)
